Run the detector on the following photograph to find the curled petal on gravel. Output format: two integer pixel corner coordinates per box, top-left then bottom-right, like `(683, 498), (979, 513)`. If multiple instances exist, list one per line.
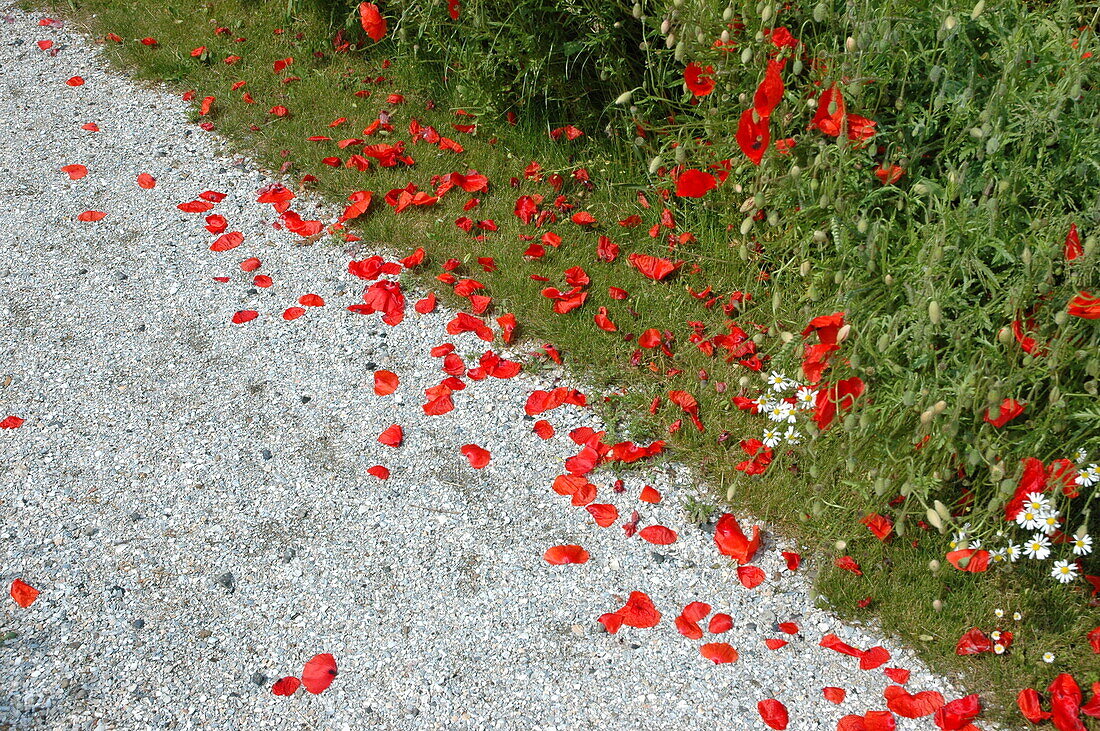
(883, 668), (910, 684)
(77, 210), (106, 222)
(675, 615), (704, 640)
(9, 579), (39, 608)
(377, 424), (403, 447)
(714, 514), (761, 564)
(460, 444), (490, 469)
(66, 76), (84, 86)
(210, 231), (243, 252)
(708, 613), (733, 634)
(758, 699), (789, 729)
(859, 646), (891, 670)
(639, 485), (661, 503)
(737, 565), (766, 589)
(533, 420), (554, 439)
(638, 525), (677, 545)
(543, 545), (589, 565)
(585, 503), (618, 527)
(782, 551), (801, 571)
(884, 686), (944, 718)
(373, 370), (399, 395)
(271, 677), (300, 696)
(239, 257), (261, 272)
(282, 307), (306, 321)
(301, 653), (337, 694)
(61, 163), (87, 179)
(0, 415), (25, 429)
(823, 687), (847, 704)
(765, 639), (788, 650)
(414, 293), (436, 313)
(778, 622), (798, 634)
(613, 591), (661, 629)
(366, 465), (390, 480)
(700, 642), (738, 664)
(231, 310), (257, 324)
(933, 694), (981, 730)
(298, 294), (325, 307)
(820, 634), (863, 657)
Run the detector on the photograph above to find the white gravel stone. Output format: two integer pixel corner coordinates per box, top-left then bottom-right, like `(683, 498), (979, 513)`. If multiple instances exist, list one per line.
(0, 8), (979, 730)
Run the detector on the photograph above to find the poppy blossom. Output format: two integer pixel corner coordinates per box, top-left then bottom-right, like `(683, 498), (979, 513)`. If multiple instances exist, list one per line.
(860, 514), (893, 541)
(543, 545), (589, 565)
(358, 2), (387, 42)
(983, 398), (1025, 428)
(377, 424), (403, 447)
(10, 579), (38, 608)
(271, 677), (300, 696)
(1089, 626), (1100, 654)
(460, 444), (490, 468)
(675, 169), (717, 198)
(945, 548), (990, 573)
(735, 438), (773, 475)
(813, 377), (864, 430)
(875, 164), (904, 185)
(684, 62), (716, 96)
(752, 60), (784, 118)
(736, 108), (770, 165)
(758, 699), (789, 730)
(1064, 224), (1083, 261)
(1067, 291), (1100, 319)
(700, 642), (738, 664)
(301, 653), (337, 694)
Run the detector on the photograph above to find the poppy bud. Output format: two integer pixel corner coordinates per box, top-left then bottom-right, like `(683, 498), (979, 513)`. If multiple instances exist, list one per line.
(740, 216), (754, 235)
(970, 0), (984, 18)
(792, 58), (803, 75)
(933, 500), (951, 522)
(812, 230), (827, 243)
(884, 274), (894, 286)
(812, 500), (824, 517)
(660, 18), (671, 33)
(780, 331), (794, 343)
(1054, 310), (1068, 326)
(813, 2), (826, 21)
(720, 30), (730, 43)
(761, 4), (773, 22)
(845, 36), (856, 52)
(807, 285), (818, 301)
(895, 518), (906, 537)
(933, 400), (947, 414)
(632, 3), (642, 17)
(738, 243), (750, 260)
(926, 508), (943, 531)
(664, 33), (676, 49)
(996, 327), (1011, 344)
(799, 261), (811, 277)
(837, 324), (851, 342)
(928, 300), (941, 324)
(648, 156), (662, 174)
(741, 47), (752, 64)
(767, 211), (779, 227)
(857, 216), (868, 234)
(943, 15), (957, 30)
(932, 599), (943, 612)
(614, 90), (633, 105)
(738, 376), (750, 387)
(727, 485), (737, 501)
(969, 126), (984, 138)
(833, 270), (844, 285)
(1048, 386), (1060, 404)
(920, 409), (933, 425)
(771, 292), (782, 311)
(876, 333), (890, 352)
(723, 6), (733, 20)
(929, 560), (941, 573)
(835, 540), (847, 551)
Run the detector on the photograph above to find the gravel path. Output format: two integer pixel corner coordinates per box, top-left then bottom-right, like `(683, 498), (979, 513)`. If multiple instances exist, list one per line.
(0, 9), (969, 730)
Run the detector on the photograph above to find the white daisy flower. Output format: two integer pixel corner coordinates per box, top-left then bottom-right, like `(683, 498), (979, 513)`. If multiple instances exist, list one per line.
(1038, 513), (1062, 536)
(991, 548), (1007, 563)
(1074, 448), (1089, 464)
(1024, 533), (1052, 560)
(1004, 542), (1021, 563)
(1051, 560), (1078, 584)
(994, 608), (1004, 618)
(1074, 464), (1099, 488)
(794, 386), (817, 409)
(783, 426), (802, 445)
(968, 536), (983, 550)
(1023, 492), (1051, 514)
(1042, 652), (1055, 663)
(766, 371), (791, 393)
(761, 428), (782, 449)
(754, 396), (774, 412)
(990, 630), (1002, 641)
(766, 403), (795, 423)
(1013, 611), (1022, 621)
(994, 643), (1006, 655)
(1071, 533), (1093, 557)
(1015, 509), (1043, 531)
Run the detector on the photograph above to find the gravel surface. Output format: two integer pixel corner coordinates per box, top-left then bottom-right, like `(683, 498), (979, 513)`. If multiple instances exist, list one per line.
(0, 9), (971, 730)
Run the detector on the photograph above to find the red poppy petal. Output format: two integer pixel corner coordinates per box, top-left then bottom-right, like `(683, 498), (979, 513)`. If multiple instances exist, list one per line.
(700, 642), (738, 664)
(271, 677), (300, 696)
(758, 699), (789, 730)
(543, 545), (589, 565)
(9, 579), (39, 608)
(300, 653), (337, 694)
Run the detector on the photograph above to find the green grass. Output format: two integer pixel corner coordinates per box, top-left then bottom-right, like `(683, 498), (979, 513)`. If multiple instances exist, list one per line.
(37, 0), (1100, 724)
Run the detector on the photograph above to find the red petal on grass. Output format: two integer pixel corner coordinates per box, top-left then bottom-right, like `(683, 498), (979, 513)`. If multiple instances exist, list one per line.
(137, 173), (156, 189)
(533, 420), (554, 439)
(737, 565), (766, 589)
(1089, 626), (1100, 654)
(282, 307), (306, 321)
(860, 646), (891, 670)
(945, 548), (990, 573)
(1069, 291), (1100, 319)
(758, 699), (789, 730)
(77, 210), (106, 222)
(377, 424), (403, 447)
(460, 444), (490, 468)
(271, 677), (300, 696)
(627, 253), (682, 281)
(824, 687), (847, 704)
(954, 628), (992, 655)
(211, 231), (243, 252)
(933, 694), (981, 730)
(860, 513), (893, 541)
(231, 310), (257, 324)
(0, 416), (25, 429)
(373, 370), (399, 395)
(752, 59), (785, 118)
(367, 465), (390, 480)
(1016, 688), (1050, 723)
(675, 168), (717, 198)
(700, 642), (738, 664)
(543, 545), (589, 565)
(835, 556), (862, 575)
(61, 164), (87, 180)
(639, 485), (661, 503)
(884, 686), (944, 718)
(585, 503), (618, 527)
(709, 613), (733, 634)
(10, 579), (39, 608)
(301, 653), (337, 694)
(639, 525), (677, 545)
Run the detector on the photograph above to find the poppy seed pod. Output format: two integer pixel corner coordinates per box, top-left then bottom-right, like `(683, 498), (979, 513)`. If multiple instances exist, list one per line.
(813, 2), (826, 21)
(741, 47), (753, 64)
(835, 540), (847, 551)
(761, 4), (773, 23)
(660, 18), (671, 34)
(928, 300), (942, 324)
(925, 508), (943, 531)
(932, 599), (943, 612)
(614, 90), (633, 105)
(970, 0), (984, 18)
(800, 261), (811, 277)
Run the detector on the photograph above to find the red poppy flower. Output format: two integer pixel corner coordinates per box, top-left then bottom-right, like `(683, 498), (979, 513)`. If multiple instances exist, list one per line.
(753, 60), (785, 118)
(358, 2), (387, 42)
(813, 377), (864, 430)
(737, 108), (770, 165)
(301, 653), (337, 694)
(1064, 224), (1083, 261)
(860, 513), (893, 541)
(945, 548), (990, 573)
(1068, 291), (1100, 318)
(684, 62), (716, 96)
(811, 85), (846, 136)
(983, 398), (1025, 428)
(954, 627), (992, 655)
(875, 164), (904, 185)
(675, 169), (717, 198)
